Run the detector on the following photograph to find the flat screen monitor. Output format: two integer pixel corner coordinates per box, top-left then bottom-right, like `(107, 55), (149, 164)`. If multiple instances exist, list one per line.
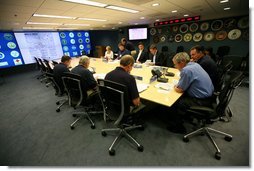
(128, 28), (147, 40)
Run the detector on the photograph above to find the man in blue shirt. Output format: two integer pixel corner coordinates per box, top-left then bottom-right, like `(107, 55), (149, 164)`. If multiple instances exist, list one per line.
(117, 43), (131, 60)
(168, 52), (214, 134)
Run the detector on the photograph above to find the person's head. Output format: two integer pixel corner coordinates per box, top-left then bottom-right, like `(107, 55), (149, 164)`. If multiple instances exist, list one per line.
(149, 44), (157, 55)
(61, 55), (71, 67)
(121, 38), (127, 45)
(118, 43), (125, 51)
(120, 55), (135, 73)
(138, 42), (144, 50)
(190, 45), (205, 61)
(172, 52), (190, 70)
(79, 56), (90, 68)
(204, 46), (213, 56)
(106, 46), (111, 52)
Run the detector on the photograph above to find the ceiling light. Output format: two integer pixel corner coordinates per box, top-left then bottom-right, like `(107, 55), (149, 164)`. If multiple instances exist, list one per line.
(62, 0), (107, 7)
(23, 27), (55, 30)
(224, 7), (231, 10)
(33, 14), (76, 19)
(106, 6), (139, 13)
(57, 27), (79, 29)
(172, 10), (177, 13)
(220, 0), (229, 3)
(26, 22), (62, 25)
(64, 23), (90, 26)
(112, 27), (115, 29)
(184, 14), (189, 17)
(134, 23), (138, 25)
(78, 17), (107, 21)
(152, 3), (159, 6)
(155, 19), (160, 22)
(118, 21), (123, 24)
(140, 17), (145, 19)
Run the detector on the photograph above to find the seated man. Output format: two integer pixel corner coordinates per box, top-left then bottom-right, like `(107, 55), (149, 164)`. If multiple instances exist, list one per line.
(53, 55), (71, 95)
(134, 42), (148, 63)
(168, 52), (214, 134)
(117, 43), (131, 60)
(149, 44), (166, 66)
(105, 55), (144, 113)
(121, 37), (136, 56)
(71, 56), (97, 101)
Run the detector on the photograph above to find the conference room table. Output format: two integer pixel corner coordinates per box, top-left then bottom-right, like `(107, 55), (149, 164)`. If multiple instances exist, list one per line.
(53, 57), (183, 107)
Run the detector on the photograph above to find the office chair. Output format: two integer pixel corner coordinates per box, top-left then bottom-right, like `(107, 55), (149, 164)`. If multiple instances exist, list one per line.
(37, 58), (49, 83)
(45, 72), (69, 112)
(98, 79), (144, 156)
(52, 60), (59, 66)
(221, 55), (244, 71)
(216, 46), (230, 65)
(182, 71), (244, 160)
(34, 57), (45, 80)
(62, 72), (101, 129)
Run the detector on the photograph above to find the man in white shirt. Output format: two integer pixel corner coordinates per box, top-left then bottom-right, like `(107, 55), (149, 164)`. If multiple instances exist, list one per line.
(134, 42), (148, 63)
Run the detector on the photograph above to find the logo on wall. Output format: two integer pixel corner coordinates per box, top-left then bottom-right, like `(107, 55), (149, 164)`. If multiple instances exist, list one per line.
(7, 42), (16, 49)
(0, 52), (5, 59)
(78, 38), (83, 43)
(63, 46), (69, 51)
(13, 59), (23, 65)
(84, 32), (89, 37)
(79, 44), (84, 49)
(70, 39), (75, 44)
(10, 50), (20, 57)
(4, 33), (14, 40)
(60, 32), (66, 38)
(61, 39), (67, 45)
(77, 32), (82, 37)
(85, 38), (90, 43)
(69, 32), (74, 38)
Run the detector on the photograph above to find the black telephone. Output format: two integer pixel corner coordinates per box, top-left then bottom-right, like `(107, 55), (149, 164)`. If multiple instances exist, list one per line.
(165, 72), (175, 77)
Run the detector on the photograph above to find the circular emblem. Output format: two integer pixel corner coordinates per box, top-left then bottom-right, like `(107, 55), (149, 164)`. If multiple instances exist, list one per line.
(215, 31), (227, 41)
(69, 32), (74, 38)
(0, 52), (5, 59)
(172, 25), (179, 32)
(179, 24), (188, 33)
(175, 34), (183, 42)
(211, 20), (223, 31)
(77, 32), (82, 37)
(150, 28), (156, 35)
(84, 32), (89, 37)
(168, 35), (174, 42)
(228, 29), (241, 40)
(85, 38), (90, 43)
(160, 35), (166, 42)
(78, 38), (83, 43)
(193, 33), (203, 42)
(183, 33), (192, 42)
(63, 46), (69, 51)
(153, 35), (160, 44)
(86, 44), (91, 49)
(203, 32), (215, 41)
(10, 50), (20, 57)
(70, 39), (75, 44)
(224, 18), (237, 29)
(7, 42), (16, 49)
(79, 44), (84, 49)
(4, 33), (13, 40)
(200, 22), (209, 31)
(60, 32), (66, 38)
(71, 45), (77, 50)
(237, 16), (248, 29)
(61, 39), (67, 45)
(189, 23), (198, 32)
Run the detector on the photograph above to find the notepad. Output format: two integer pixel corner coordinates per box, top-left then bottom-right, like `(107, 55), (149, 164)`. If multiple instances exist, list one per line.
(155, 83), (173, 91)
(137, 83), (149, 93)
(93, 73), (106, 80)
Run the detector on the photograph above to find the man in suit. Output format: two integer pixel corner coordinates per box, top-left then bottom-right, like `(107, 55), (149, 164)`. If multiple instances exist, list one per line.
(53, 55), (71, 95)
(134, 42), (148, 63)
(121, 38), (136, 56)
(149, 44), (166, 66)
(117, 43), (131, 60)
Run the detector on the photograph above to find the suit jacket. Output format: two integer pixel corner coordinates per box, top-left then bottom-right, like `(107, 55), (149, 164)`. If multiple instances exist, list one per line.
(134, 50), (148, 63)
(149, 51), (166, 66)
(117, 49), (131, 59)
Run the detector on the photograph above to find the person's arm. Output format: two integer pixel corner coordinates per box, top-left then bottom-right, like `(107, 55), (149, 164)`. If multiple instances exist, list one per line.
(174, 85), (184, 93)
(132, 97), (140, 107)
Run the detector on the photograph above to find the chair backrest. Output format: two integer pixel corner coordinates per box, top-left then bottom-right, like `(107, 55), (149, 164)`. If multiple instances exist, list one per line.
(37, 58), (47, 72)
(97, 79), (129, 125)
(222, 55), (244, 71)
(34, 57), (41, 70)
(216, 46), (230, 59)
(43, 59), (53, 73)
(45, 72), (60, 95)
(62, 72), (86, 108)
(52, 60), (59, 66)
(216, 71), (244, 116)
(216, 60), (233, 92)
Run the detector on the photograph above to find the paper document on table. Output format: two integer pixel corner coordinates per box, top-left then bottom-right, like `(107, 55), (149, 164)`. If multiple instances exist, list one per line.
(137, 83), (149, 93)
(155, 83), (173, 91)
(93, 73), (106, 80)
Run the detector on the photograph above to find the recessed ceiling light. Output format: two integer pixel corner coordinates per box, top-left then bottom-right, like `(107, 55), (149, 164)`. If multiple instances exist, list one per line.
(220, 0), (229, 3)
(105, 5), (139, 13)
(33, 14), (76, 19)
(26, 22), (62, 25)
(155, 19), (160, 22)
(152, 3), (159, 7)
(224, 7), (231, 10)
(140, 17), (145, 19)
(134, 23), (138, 25)
(64, 23), (90, 26)
(172, 10), (177, 13)
(78, 17), (107, 21)
(118, 21), (123, 24)
(184, 14), (189, 17)
(62, 0), (108, 7)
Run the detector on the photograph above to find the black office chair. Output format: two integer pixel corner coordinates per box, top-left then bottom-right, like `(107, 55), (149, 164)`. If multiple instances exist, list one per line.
(37, 58), (49, 83)
(45, 72), (68, 112)
(43, 59), (54, 73)
(52, 60), (59, 66)
(34, 57), (45, 80)
(182, 71), (244, 160)
(216, 46), (230, 65)
(97, 79), (144, 156)
(62, 72), (101, 129)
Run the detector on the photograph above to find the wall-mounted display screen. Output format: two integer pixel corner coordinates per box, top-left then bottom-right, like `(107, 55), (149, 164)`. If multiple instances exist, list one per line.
(128, 28), (147, 40)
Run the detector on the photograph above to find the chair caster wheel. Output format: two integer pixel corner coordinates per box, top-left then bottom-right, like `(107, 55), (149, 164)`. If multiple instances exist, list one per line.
(101, 131), (107, 136)
(56, 102), (60, 105)
(56, 108), (60, 112)
(72, 114), (77, 117)
(91, 125), (95, 129)
(138, 145), (144, 152)
(215, 152), (221, 160)
(183, 137), (189, 142)
(70, 126), (75, 130)
(224, 136), (232, 142)
(109, 149), (115, 156)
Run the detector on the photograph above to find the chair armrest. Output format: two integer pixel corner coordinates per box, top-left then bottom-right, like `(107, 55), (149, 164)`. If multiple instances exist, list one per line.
(188, 106), (214, 113)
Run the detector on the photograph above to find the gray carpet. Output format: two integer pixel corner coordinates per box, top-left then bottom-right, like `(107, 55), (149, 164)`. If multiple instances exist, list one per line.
(0, 70), (249, 166)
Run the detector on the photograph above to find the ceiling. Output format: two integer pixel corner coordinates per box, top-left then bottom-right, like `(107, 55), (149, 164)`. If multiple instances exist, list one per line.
(0, 0), (249, 31)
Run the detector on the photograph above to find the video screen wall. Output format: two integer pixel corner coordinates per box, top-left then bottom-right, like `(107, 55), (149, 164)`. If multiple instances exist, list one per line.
(0, 31), (91, 69)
